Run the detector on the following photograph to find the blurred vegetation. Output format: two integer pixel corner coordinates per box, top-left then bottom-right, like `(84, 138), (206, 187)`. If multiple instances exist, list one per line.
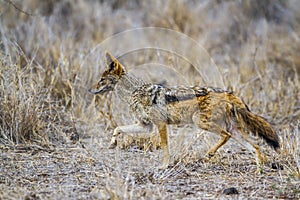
(0, 0), (299, 145)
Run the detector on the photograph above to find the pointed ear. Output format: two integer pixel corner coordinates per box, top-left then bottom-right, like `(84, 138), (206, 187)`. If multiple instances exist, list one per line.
(105, 51), (116, 66)
(105, 51), (120, 72)
(104, 51), (126, 75)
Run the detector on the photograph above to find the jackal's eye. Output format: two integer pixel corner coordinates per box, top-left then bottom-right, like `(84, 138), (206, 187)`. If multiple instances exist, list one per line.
(98, 78), (105, 86)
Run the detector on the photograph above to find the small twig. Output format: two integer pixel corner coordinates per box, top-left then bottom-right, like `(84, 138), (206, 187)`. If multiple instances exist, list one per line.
(4, 0), (35, 16)
(252, 46), (262, 80)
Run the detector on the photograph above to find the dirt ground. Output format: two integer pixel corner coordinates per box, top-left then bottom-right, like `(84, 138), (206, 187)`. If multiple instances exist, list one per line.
(1, 129), (299, 199)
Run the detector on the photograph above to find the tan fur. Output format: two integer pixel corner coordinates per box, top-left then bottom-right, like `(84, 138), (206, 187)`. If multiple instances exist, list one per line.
(89, 52), (280, 171)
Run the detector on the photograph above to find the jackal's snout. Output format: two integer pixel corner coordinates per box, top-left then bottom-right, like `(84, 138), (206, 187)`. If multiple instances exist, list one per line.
(89, 75), (119, 94)
(88, 81), (107, 94)
(88, 82), (103, 94)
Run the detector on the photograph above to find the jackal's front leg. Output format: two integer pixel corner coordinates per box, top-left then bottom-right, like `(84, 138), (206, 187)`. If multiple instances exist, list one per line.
(158, 123), (170, 169)
(109, 123), (153, 149)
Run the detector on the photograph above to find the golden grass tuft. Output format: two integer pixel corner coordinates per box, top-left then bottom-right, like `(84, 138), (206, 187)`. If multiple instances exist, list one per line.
(0, 46), (76, 146)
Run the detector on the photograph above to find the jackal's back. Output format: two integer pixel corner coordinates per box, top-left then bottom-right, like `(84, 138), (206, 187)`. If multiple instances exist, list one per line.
(129, 84), (231, 125)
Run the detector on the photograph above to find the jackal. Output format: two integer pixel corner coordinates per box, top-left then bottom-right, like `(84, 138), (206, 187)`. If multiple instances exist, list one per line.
(89, 52), (280, 171)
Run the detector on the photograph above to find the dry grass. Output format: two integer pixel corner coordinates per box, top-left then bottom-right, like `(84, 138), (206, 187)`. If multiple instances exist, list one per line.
(0, 0), (299, 199)
(0, 50), (74, 146)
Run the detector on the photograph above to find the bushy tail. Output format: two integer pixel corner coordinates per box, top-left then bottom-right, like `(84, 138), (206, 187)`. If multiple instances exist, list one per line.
(237, 108), (280, 150)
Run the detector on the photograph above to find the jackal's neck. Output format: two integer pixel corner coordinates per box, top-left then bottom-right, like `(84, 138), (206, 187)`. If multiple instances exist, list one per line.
(115, 73), (145, 102)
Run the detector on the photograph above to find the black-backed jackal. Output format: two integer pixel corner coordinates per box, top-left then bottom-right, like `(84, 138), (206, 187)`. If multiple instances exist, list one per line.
(89, 52), (280, 171)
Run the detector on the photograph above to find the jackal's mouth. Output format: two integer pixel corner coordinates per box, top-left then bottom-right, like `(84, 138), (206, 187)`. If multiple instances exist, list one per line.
(88, 88), (100, 94)
(88, 86), (112, 94)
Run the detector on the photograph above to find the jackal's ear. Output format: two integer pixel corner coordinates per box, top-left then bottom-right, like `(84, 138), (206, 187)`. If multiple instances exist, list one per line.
(105, 51), (118, 71)
(105, 51), (126, 75)
(105, 51), (116, 65)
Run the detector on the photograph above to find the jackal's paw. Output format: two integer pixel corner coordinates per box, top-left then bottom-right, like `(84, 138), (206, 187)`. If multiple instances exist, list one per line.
(255, 167), (264, 174)
(108, 143), (117, 149)
(203, 152), (219, 163)
(205, 152), (215, 159)
(108, 137), (117, 149)
(158, 157), (170, 170)
(158, 163), (169, 170)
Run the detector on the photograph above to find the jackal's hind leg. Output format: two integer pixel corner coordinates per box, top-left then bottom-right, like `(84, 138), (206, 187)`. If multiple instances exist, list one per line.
(244, 139), (265, 173)
(231, 128), (266, 173)
(109, 123), (153, 149)
(243, 140), (265, 174)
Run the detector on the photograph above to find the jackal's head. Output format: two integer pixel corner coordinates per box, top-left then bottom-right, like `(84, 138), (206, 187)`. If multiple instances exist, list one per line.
(89, 52), (126, 94)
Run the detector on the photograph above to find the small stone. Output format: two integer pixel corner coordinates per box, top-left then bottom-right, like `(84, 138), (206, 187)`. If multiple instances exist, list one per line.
(25, 193), (40, 200)
(271, 162), (284, 170)
(70, 132), (79, 142)
(223, 187), (239, 195)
